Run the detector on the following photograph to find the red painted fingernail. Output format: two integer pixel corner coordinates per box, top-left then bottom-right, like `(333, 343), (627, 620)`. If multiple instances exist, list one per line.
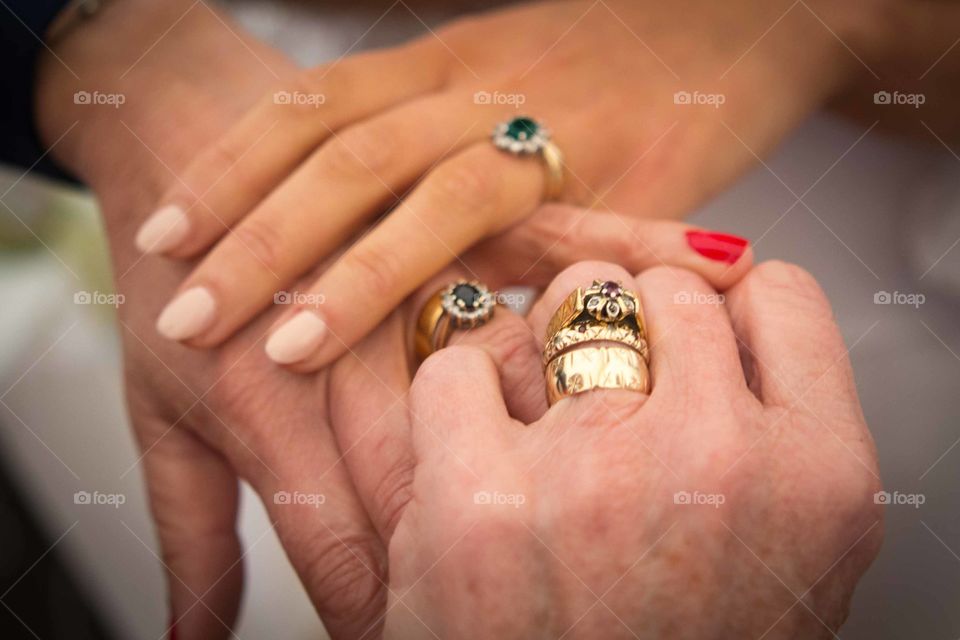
(686, 230), (749, 264)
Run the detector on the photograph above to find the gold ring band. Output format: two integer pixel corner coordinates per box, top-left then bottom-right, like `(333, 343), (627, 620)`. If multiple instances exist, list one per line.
(545, 345), (651, 405)
(543, 322), (648, 366)
(543, 280), (651, 404)
(414, 280), (496, 363)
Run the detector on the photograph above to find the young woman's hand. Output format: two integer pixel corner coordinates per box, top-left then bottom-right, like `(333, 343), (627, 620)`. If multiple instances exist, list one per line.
(140, 0), (888, 371)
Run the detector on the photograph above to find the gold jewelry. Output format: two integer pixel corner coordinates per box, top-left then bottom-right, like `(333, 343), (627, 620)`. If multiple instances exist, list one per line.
(545, 345), (651, 405)
(492, 116), (564, 200)
(543, 280), (650, 404)
(545, 280), (647, 348)
(543, 322), (648, 366)
(414, 280), (496, 362)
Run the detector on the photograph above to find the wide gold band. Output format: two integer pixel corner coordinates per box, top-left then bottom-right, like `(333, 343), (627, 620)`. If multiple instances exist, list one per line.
(545, 345), (651, 405)
(543, 280), (651, 405)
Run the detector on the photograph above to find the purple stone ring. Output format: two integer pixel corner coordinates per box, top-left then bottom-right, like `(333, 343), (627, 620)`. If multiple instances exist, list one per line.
(583, 279), (639, 324)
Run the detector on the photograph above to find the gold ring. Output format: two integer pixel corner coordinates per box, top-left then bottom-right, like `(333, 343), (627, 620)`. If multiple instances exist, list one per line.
(543, 280), (650, 404)
(414, 280), (496, 362)
(492, 116), (564, 200)
(543, 322), (648, 366)
(546, 345), (651, 405)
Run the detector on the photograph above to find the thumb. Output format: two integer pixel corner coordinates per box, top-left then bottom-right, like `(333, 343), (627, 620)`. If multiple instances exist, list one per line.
(409, 346), (516, 458)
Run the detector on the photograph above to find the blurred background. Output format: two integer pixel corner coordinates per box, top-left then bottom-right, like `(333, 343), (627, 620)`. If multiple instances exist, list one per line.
(1, 1), (959, 639)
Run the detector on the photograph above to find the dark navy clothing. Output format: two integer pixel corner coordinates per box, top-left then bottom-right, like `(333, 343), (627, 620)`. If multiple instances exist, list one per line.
(1, 0), (75, 181)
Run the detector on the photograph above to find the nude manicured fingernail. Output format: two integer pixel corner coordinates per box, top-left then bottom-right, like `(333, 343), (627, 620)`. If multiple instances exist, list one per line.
(156, 287), (216, 341)
(136, 205), (189, 254)
(265, 311), (326, 364)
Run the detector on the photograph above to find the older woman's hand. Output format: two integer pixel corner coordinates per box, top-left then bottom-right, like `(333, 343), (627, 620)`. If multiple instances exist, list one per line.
(35, 3), (394, 638)
(139, 0), (890, 370)
(380, 260), (883, 639)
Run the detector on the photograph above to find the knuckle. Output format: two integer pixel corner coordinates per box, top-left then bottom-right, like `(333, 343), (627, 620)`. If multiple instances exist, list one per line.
(370, 454), (414, 537)
(300, 532), (386, 623)
(427, 157), (501, 215)
(204, 135), (246, 172)
(748, 260), (827, 309)
(228, 217), (285, 275)
(320, 122), (400, 179)
(410, 346), (484, 403)
(485, 320), (539, 375)
(180, 139), (264, 218)
(342, 244), (403, 301)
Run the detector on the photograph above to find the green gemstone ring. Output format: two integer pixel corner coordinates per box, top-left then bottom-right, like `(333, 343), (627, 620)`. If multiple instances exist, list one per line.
(492, 116), (565, 200)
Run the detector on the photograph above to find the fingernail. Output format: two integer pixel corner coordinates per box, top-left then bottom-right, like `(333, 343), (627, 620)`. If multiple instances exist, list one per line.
(157, 286), (216, 341)
(265, 310), (326, 364)
(136, 205), (189, 254)
(686, 230), (749, 264)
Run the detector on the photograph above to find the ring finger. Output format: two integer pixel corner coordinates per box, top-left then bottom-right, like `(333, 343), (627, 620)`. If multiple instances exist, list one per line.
(527, 260), (747, 414)
(153, 91), (501, 345)
(260, 138), (554, 371)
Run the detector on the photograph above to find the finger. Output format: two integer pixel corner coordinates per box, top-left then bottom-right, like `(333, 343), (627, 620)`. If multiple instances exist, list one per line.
(464, 204), (754, 291)
(263, 143), (544, 371)
(327, 277), (542, 544)
(409, 270), (546, 423)
(329, 311), (415, 542)
(154, 91), (498, 347)
(722, 260), (861, 422)
(633, 265), (747, 402)
(135, 40), (447, 257)
(409, 345), (515, 452)
(446, 305), (546, 423)
(137, 422), (243, 640)
(228, 407), (387, 638)
(526, 260), (650, 413)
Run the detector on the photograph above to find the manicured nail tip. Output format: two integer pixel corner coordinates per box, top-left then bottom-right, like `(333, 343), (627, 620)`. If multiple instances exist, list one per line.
(156, 286), (216, 341)
(686, 230), (749, 264)
(265, 311), (327, 364)
(136, 205), (189, 254)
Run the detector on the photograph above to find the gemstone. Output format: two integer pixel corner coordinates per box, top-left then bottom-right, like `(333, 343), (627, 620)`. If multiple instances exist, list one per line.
(452, 283), (481, 309)
(504, 117), (539, 141)
(600, 281), (622, 298)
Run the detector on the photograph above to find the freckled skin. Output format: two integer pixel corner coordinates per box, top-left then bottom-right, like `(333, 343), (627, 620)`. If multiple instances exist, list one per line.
(380, 261), (883, 640)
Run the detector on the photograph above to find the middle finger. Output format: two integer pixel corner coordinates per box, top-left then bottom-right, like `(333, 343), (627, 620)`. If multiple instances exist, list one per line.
(155, 91), (497, 345)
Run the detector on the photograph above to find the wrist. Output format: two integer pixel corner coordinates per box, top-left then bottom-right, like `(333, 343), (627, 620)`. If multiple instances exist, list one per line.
(34, 0), (288, 191)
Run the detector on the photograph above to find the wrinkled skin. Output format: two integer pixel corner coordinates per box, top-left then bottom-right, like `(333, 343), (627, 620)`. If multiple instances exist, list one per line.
(379, 260), (883, 639)
(33, 0), (883, 638)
